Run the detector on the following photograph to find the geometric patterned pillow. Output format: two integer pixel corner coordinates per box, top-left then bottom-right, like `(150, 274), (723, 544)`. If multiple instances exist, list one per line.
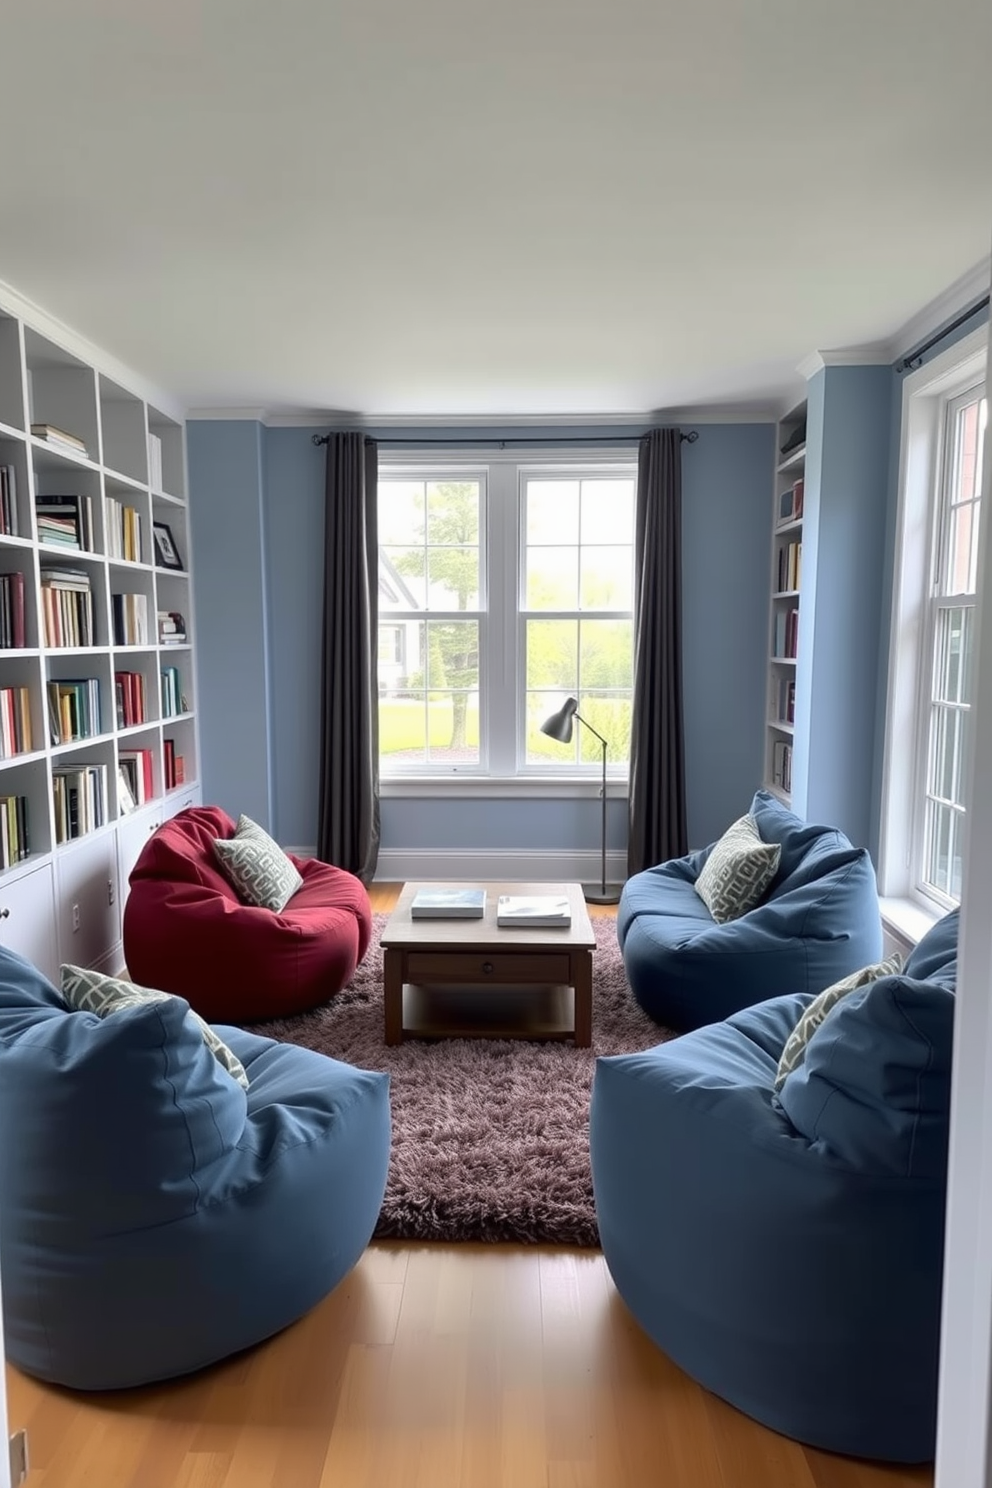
(693, 813), (782, 925)
(60, 964), (250, 1090)
(773, 952), (904, 1091)
(211, 813), (303, 913)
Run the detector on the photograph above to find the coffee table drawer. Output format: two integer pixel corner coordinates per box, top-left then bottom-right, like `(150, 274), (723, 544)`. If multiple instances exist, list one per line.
(406, 951), (571, 983)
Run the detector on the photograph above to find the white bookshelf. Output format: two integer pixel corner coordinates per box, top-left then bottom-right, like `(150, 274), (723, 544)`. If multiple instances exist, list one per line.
(0, 297), (200, 978)
(764, 401), (806, 805)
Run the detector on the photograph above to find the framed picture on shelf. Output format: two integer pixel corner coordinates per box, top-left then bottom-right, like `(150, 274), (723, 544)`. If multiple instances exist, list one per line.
(152, 521), (184, 571)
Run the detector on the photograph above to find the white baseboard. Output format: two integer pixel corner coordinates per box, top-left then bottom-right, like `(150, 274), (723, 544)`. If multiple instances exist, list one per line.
(372, 847), (628, 884)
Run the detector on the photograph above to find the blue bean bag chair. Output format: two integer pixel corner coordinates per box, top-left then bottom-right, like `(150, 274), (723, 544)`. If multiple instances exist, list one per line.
(0, 946), (390, 1390)
(590, 909), (958, 1463)
(618, 789), (882, 1029)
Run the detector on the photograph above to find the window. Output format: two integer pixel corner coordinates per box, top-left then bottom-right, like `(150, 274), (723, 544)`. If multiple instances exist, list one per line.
(882, 329), (988, 918)
(376, 453), (636, 779)
(920, 386), (986, 902)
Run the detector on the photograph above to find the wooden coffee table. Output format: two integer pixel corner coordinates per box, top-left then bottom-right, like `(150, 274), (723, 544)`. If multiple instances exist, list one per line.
(381, 882), (596, 1046)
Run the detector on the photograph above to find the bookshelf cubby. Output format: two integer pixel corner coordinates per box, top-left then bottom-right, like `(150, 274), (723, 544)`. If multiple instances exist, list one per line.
(764, 401), (806, 805)
(0, 291), (200, 975)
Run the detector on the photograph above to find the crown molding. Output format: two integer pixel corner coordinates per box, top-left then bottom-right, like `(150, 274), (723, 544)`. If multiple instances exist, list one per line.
(186, 402), (779, 428)
(0, 277), (185, 422)
(797, 345), (893, 382)
(888, 255), (990, 363)
(792, 256), (990, 388)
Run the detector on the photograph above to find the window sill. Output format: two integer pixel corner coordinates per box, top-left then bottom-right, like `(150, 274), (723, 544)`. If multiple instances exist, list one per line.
(878, 895), (943, 951)
(379, 775), (629, 800)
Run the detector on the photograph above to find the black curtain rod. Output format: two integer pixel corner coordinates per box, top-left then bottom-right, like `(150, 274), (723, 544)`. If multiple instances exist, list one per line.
(311, 430), (698, 448)
(896, 293), (990, 374)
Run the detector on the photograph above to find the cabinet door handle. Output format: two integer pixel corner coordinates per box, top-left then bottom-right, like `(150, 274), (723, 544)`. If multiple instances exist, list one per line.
(482, 961), (493, 974)
(0, 907), (9, 919)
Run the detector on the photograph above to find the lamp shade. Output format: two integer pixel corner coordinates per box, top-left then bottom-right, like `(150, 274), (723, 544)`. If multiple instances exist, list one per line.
(540, 697), (578, 744)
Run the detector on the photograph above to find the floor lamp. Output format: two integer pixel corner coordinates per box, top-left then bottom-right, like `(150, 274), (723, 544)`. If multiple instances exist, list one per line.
(540, 696), (622, 905)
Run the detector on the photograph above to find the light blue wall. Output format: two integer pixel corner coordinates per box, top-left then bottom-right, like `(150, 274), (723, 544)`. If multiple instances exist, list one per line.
(788, 365), (894, 848)
(681, 423), (773, 845)
(187, 420), (274, 828)
(189, 421), (774, 854)
(264, 429), (326, 845)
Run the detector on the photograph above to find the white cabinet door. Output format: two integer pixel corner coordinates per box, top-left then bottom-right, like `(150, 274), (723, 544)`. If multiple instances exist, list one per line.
(0, 861), (58, 985)
(117, 804), (165, 909)
(56, 832), (121, 972)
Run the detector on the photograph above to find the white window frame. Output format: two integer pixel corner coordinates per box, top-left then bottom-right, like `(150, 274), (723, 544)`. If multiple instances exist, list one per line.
(879, 326), (988, 933)
(377, 446), (637, 797)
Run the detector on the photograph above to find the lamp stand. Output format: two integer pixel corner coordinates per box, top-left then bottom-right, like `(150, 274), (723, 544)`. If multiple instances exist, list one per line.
(581, 736), (622, 905)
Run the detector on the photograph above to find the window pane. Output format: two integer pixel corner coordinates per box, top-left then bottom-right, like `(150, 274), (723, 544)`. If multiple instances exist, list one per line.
(527, 481), (579, 544)
(945, 499), (980, 596)
(575, 696), (633, 765)
(526, 547), (579, 609)
(379, 692), (428, 765)
(932, 606), (971, 703)
(424, 620), (479, 692)
(579, 546), (633, 609)
(380, 547), (427, 610)
(580, 480), (635, 544)
(379, 482), (425, 545)
(426, 481), (480, 545)
(525, 690), (579, 765)
(425, 692), (479, 764)
(580, 619), (633, 690)
(526, 619), (578, 689)
(427, 547), (479, 608)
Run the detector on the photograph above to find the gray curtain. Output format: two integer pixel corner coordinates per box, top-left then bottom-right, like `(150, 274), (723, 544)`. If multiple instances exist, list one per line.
(317, 433), (380, 881)
(627, 427), (687, 875)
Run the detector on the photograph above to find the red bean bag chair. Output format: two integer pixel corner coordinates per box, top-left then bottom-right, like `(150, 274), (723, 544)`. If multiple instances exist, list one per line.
(122, 806), (372, 1022)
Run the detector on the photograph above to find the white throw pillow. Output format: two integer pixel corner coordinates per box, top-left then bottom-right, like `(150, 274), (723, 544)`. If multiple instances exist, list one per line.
(212, 814), (303, 913)
(774, 953), (904, 1090)
(61, 964), (249, 1089)
(693, 814), (781, 925)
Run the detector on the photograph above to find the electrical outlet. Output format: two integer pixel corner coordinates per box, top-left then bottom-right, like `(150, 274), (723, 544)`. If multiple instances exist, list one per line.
(71, 903), (80, 932)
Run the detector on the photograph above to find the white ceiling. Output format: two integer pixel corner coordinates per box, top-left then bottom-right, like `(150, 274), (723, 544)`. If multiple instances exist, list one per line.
(0, 0), (990, 420)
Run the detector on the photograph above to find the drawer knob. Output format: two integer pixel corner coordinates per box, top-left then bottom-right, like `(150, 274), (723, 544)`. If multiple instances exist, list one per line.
(482, 961), (493, 974)
(0, 907), (9, 919)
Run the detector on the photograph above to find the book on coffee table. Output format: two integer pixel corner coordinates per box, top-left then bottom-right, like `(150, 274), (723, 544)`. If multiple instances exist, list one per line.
(410, 887), (486, 919)
(496, 894), (572, 928)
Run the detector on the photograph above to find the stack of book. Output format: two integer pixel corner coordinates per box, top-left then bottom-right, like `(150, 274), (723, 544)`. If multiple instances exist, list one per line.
(40, 566), (93, 648)
(158, 610), (187, 645)
(410, 887), (486, 919)
(35, 493), (94, 550)
(0, 686), (32, 758)
(47, 678), (100, 745)
(52, 761), (107, 842)
(773, 740), (794, 794)
(496, 895), (571, 928)
(105, 498), (142, 561)
(0, 572), (26, 649)
(163, 738), (185, 789)
(118, 747), (154, 806)
(31, 423), (89, 460)
(114, 670), (146, 728)
(160, 664), (182, 717)
(0, 465), (18, 535)
(0, 795), (28, 867)
(112, 591), (149, 646)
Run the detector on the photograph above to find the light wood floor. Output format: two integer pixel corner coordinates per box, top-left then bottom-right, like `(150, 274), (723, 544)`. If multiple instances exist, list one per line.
(6, 885), (933, 1488)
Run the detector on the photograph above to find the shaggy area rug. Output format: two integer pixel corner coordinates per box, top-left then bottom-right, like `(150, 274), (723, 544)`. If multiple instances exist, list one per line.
(254, 915), (671, 1247)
